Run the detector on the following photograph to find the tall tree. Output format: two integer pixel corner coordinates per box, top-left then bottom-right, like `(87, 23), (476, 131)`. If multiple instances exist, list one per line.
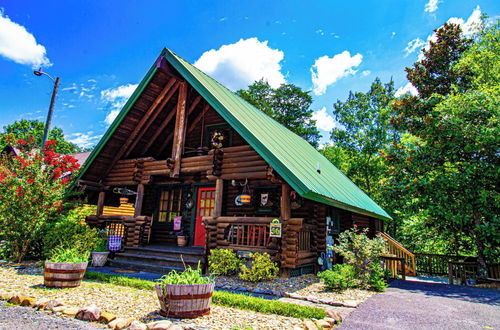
(328, 78), (395, 198)
(237, 80), (321, 146)
(384, 22), (499, 269)
(406, 22), (473, 98)
(0, 119), (82, 154)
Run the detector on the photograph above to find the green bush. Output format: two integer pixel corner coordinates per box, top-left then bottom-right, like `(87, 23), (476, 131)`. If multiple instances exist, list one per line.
(331, 227), (386, 289)
(370, 263), (388, 292)
(42, 218), (99, 258)
(318, 264), (357, 291)
(208, 249), (242, 275)
(93, 230), (108, 252)
(238, 252), (278, 282)
(48, 246), (89, 263)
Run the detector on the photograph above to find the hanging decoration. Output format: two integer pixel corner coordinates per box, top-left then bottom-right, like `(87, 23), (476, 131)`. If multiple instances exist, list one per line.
(290, 190), (303, 210)
(211, 130), (225, 149)
(235, 179), (251, 205)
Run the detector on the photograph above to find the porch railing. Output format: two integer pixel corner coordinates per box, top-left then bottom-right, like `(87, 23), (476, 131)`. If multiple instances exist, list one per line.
(381, 255), (406, 280)
(414, 253), (464, 276)
(227, 224), (270, 247)
(298, 226), (313, 252)
(86, 215), (152, 248)
(448, 261), (500, 285)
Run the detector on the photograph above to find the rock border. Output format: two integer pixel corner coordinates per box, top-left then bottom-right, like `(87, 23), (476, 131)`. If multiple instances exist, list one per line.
(0, 293), (180, 330)
(0, 290), (343, 329)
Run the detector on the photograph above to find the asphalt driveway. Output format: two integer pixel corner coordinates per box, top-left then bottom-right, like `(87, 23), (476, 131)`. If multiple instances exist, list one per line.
(339, 279), (500, 330)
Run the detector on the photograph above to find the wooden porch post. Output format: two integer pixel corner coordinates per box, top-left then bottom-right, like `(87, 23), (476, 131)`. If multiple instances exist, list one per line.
(213, 178), (223, 218)
(171, 82), (188, 177)
(96, 191), (105, 217)
(280, 183), (291, 221)
(134, 184), (145, 217)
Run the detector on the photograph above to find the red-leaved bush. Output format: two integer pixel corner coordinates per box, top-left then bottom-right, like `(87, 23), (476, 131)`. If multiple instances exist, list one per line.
(0, 137), (80, 262)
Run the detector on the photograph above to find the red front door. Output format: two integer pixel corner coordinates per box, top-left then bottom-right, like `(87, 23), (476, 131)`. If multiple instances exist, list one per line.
(194, 187), (216, 246)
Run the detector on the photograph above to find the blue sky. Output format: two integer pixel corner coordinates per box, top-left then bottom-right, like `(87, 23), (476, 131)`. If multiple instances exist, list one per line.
(0, 1), (498, 148)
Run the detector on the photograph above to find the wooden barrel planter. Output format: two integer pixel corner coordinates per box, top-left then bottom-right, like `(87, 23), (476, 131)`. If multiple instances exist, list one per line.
(44, 261), (88, 288)
(155, 283), (215, 318)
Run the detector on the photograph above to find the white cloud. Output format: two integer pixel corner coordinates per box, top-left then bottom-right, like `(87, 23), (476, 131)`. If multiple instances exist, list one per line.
(404, 38), (426, 56)
(361, 70), (371, 77)
(194, 38), (285, 90)
(310, 51), (362, 96)
(391, 32), (397, 38)
(447, 6), (482, 37)
(0, 11), (51, 67)
(312, 107), (336, 131)
(101, 83), (138, 125)
(68, 132), (102, 149)
(395, 82), (418, 97)
(424, 0), (440, 13)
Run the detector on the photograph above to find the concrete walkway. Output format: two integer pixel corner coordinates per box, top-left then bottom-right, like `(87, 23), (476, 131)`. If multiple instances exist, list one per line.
(339, 279), (500, 330)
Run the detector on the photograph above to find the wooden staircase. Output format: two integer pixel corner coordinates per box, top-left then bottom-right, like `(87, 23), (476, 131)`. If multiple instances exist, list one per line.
(109, 246), (205, 274)
(380, 232), (416, 276)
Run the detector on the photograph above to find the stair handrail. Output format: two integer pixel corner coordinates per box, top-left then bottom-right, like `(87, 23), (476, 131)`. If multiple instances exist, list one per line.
(380, 232), (416, 274)
(380, 232), (414, 256)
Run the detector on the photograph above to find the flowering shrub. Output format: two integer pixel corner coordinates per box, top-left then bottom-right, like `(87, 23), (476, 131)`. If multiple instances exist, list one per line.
(329, 226), (387, 289)
(0, 137), (80, 262)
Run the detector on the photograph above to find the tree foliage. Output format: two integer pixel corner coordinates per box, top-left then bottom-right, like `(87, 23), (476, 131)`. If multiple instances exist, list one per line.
(383, 22), (500, 266)
(0, 138), (81, 262)
(237, 80), (321, 146)
(0, 119), (82, 154)
(325, 79), (396, 201)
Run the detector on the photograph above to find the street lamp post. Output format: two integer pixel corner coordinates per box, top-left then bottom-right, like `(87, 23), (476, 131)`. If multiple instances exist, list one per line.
(34, 68), (60, 148)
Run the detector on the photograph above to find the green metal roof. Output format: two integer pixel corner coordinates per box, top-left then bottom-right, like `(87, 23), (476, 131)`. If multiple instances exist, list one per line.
(76, 48), (391, 221)
(163, 49), (391, 221)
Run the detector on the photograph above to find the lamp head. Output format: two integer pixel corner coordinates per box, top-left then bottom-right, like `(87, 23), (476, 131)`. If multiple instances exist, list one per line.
(33, 67), (43, 76)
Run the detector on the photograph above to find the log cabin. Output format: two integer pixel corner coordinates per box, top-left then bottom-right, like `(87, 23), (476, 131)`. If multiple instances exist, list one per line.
(76, 48), (409, 276)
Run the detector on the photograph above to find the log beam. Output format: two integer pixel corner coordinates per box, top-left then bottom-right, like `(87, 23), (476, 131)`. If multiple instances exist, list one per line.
(134, 184), (144, 217)
(213, 178), (223, 218)
(124, 79), (179, 157)
(170, 82), (188, 177)
(97, 191), (106, 217)
(102, 78), (178, 180)
(280, 183), (291, 221)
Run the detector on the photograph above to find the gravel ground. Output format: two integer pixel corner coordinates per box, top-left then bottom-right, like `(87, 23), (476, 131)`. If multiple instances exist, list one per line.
(0, 300), (100, 330)
(339, 279), (500, 330)
(293, 282), (376, 304)
(0, 266), (309, 329)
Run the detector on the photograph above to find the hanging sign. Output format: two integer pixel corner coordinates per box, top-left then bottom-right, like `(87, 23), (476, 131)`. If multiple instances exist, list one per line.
(269, 218), (282, 238)
(173, 216), (182, 231)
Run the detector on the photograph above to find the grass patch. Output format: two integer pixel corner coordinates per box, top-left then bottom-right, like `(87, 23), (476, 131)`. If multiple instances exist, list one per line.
(213, 290), (326, 319)
(84, 271), (155, 290)
(84, 271), (326, 319)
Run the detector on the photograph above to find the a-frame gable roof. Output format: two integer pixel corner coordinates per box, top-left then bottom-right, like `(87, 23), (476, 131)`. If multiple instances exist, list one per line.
(77, 48), (391, 221)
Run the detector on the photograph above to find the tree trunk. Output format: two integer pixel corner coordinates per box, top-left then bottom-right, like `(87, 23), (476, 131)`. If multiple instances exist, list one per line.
(472, 211), (488, 278)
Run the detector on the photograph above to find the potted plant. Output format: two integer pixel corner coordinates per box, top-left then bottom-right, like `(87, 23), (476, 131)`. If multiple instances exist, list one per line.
(91, 230), (109, 267)
(155, 264), (215, 318)
(44, 247), (89, 288)
(177, 231), (188, 247)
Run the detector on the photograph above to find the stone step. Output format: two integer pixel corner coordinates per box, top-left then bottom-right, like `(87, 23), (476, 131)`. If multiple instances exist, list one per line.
(114, 252), (204, 268)
(108, 259), (186, 275)
(124, 246), (204, 258)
